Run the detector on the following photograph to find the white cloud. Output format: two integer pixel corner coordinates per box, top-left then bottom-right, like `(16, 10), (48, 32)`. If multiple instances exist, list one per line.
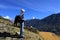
(32, 17), (36, 19)
(0, 4), (7, 9)
(0, 4), (21, 10)
(3, 16), (10, 19)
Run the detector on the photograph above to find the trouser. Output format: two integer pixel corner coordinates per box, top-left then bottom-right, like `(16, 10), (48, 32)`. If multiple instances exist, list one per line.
(20, 22), (24, 37)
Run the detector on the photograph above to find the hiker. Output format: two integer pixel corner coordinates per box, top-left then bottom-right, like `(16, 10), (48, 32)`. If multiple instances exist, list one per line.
(14, 9), (25, 38)
(20, 9), (25, 38)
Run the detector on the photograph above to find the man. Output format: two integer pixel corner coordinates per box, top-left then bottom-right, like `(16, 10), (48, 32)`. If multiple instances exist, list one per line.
(20, 9), (25, 38)
(14, 9), (25, 38)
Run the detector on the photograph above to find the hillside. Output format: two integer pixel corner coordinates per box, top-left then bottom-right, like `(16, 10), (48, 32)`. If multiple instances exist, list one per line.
(0, 16), (40, 40)
(39, 32), (60, 40)
(25, 13), (60, 35)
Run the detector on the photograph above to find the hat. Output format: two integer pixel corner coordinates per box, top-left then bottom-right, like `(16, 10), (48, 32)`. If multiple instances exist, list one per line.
(21, 9), (25, 12)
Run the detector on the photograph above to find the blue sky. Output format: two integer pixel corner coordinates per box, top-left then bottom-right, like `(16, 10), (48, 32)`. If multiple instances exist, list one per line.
(0, 0), (60, 20)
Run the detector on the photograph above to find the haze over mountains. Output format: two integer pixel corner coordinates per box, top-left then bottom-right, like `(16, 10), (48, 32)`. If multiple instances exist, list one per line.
(25, 13), (60, 35)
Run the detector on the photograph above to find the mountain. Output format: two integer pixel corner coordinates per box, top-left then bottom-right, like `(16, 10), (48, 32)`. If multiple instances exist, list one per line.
(41, 13), (60, 35)
(25, 13), (60, 35)
(25, 19), (41, 29)
(41, 13), (60, 25)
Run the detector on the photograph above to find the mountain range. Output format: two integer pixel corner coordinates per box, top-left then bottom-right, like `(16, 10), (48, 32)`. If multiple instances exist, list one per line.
(25, 13), (60, 35)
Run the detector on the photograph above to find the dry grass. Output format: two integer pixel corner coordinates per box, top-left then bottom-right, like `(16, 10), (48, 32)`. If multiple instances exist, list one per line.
(24, 29), (40, 40)
(39, 32), (60, 40)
